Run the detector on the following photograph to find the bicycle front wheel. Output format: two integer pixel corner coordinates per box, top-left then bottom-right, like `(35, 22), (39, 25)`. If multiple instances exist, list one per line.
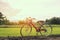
(40, 24), (52, 36)
(20, 24), (32, 36)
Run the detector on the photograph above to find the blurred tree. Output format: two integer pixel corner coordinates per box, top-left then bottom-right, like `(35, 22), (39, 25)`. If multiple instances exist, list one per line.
(0, 12), (9, 25)
(18, 20), (26, 25)
(45, 17), (60, 24)
(0, 12), (4, 25)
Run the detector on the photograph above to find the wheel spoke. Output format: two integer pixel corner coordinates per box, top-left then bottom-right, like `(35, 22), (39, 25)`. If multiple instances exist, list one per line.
(20, 25), (32, 36)
(40, 24), (52, 36)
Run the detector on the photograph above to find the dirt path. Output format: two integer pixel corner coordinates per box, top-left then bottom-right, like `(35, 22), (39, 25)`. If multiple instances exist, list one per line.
(0, 35), (60, 40)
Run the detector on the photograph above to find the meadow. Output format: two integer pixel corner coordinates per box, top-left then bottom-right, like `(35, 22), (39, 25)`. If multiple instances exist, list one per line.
(0, 25), (60, 37)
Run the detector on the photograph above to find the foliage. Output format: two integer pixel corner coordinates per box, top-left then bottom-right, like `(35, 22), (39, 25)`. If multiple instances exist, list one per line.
(0, 12), (6, 25)
(45, 17), (60, 24)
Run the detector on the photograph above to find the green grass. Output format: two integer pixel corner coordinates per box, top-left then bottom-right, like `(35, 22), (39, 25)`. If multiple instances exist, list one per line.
(0, 28), (20, 37)
(52, 27), (60, 35)
(0, 25), (60, 37)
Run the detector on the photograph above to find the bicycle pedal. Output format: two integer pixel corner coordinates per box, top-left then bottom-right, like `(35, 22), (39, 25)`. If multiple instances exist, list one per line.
(44, 29), (47, 32)
(37, 29), (47, 32)
(41, 29), (47, 32)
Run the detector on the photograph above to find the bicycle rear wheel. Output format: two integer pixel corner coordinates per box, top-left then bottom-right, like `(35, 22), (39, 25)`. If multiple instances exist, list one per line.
(20, 24), (32, 36)
(40, 24), (52, 36)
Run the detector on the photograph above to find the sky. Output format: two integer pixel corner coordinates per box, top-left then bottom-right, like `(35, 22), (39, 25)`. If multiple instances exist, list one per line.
(0, 0), (60, 21)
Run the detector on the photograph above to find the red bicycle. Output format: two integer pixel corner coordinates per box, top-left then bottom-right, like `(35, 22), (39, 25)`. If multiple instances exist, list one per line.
(20, 17), (52, 36)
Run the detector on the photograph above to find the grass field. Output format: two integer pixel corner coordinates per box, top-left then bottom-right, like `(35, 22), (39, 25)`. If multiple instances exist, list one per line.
(0, 25), (60, 37)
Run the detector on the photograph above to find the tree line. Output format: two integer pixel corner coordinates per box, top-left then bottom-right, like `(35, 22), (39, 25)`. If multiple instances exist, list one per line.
(45, 17), (60, 24)
(0, 12), (60, 25)
(0, 12), (18, 25)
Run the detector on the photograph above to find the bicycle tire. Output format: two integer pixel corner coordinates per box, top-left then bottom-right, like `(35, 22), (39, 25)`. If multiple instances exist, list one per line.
(20, 24), (32, 36)
(40, 24), (52, 36)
